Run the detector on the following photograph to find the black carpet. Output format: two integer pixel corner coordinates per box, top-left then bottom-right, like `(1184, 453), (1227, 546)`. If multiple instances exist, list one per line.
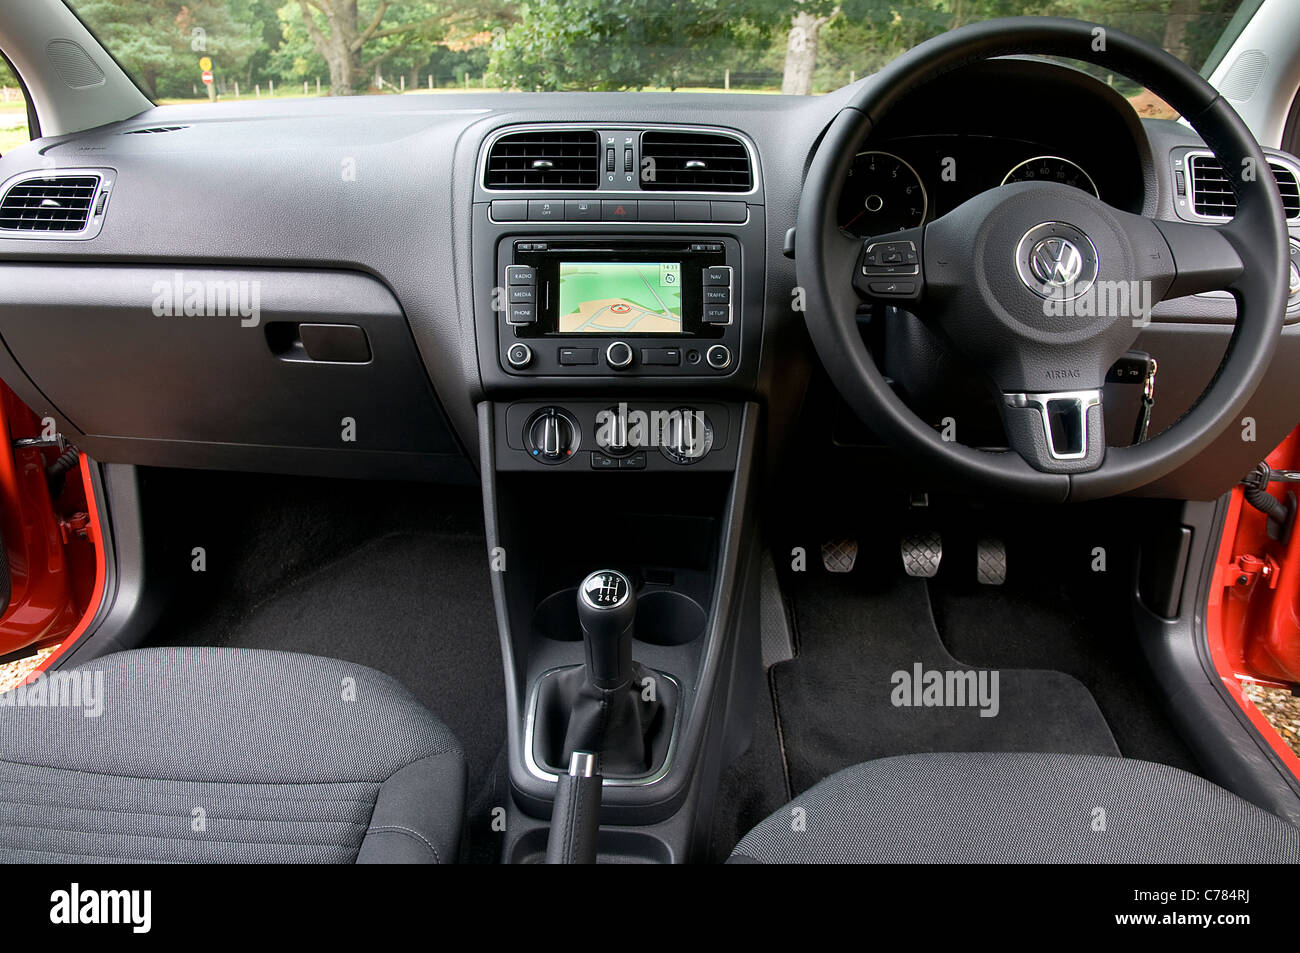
(140, 471), (504, 860)
(928, 571), (1201, 773)
(771, 569), (1119, 798)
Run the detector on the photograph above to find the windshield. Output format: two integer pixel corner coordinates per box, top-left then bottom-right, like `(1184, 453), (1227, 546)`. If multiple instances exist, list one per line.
(62, 0), (1253, 106)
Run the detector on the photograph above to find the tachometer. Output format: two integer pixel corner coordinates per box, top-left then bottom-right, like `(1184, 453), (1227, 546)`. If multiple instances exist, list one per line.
(837, 151), (927, 239)
(1001, 155), (1099, 198)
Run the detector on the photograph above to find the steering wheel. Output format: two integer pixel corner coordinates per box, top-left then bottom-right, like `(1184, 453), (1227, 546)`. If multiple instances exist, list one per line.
(798, 17), (1290, 501)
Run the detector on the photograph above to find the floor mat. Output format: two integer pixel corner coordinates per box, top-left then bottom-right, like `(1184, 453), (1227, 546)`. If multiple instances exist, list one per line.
(929, 574), (1201, 773)
(771, 570), (1118, 797)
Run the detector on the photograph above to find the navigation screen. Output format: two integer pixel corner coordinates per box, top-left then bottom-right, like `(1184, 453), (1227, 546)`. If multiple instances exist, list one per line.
(556, 261), (682, 334)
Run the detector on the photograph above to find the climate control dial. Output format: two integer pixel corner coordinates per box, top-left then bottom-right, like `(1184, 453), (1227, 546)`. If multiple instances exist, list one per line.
(524, 407), (580, 465)
(660, 407), (714, 465)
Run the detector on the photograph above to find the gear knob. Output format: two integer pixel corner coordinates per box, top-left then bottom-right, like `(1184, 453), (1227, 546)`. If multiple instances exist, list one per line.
(576, 569), (636, 689)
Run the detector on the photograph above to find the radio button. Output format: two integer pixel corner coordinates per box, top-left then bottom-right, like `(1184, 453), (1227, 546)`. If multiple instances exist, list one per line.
(505, 265), (536, 286)
(507, 303), (537, 325)
(706, 344), (732, 369)
(606, 341), (634, 369)
(559, 347), (597, 365)
(702, 266), (732, 285)
(641, 347), (681, 366)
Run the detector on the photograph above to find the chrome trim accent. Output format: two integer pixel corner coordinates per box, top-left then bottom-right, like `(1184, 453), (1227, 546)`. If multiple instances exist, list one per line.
(479, 123), (759, 197)
(1183, 149), (1300, 222)
(523, 666), (683, 787)
(0, 168), (115, 241)
(1000, 155), (1100, 199)
(568, 751), (599, 778)
(1014, 222), (1099, 301)
(1004, 389), (1101, 461)
(578, 569), (631, 610)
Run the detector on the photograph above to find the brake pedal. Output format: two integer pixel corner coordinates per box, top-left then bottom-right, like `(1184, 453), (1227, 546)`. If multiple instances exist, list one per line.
(901, 532), (942, 578)
(976, 536), (1007, 586)
(821, 539), (858, 573)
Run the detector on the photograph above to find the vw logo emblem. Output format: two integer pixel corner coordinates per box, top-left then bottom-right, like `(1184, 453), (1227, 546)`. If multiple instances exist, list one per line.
(1029, 237), (1083, 287)
(1015, 223), (1099, 300)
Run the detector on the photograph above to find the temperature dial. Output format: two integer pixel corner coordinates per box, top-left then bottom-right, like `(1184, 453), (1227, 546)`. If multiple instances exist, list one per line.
(524, 407), (580, 465)
(660, 408), (714, 465)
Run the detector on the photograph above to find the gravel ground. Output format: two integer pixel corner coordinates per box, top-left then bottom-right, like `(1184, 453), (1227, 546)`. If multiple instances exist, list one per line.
(0, 645), (57, 694)
(1243, 681), (1300, 759)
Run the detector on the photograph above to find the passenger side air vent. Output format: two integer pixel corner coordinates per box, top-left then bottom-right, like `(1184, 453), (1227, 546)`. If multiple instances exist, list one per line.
(123, 125), (188, 135)
(485, 130), (600, 190)
(0, 174), (100, 232)
(1188, 152), (1300, 219)
(640, 131), (751, 193)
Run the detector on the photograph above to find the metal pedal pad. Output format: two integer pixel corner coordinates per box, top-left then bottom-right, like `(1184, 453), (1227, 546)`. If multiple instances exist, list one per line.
(901, 532), (942, 578)
(821, 539), (858, 573)
(976, 536), (1007, 586)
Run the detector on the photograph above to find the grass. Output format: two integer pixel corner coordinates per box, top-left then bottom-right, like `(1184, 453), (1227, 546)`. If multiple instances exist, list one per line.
(0, 102), (28, 155)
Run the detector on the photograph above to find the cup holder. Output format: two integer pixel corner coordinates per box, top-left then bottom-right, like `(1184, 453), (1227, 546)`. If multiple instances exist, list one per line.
(531, 586), (706, 646)
(635, 590), (706, 646)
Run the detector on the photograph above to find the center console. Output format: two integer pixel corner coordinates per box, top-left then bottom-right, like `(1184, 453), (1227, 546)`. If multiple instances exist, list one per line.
(470, 122), (766, 863)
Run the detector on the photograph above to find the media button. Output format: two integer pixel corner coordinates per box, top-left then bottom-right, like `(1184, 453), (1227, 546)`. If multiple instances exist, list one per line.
(508, 285), (536, 304)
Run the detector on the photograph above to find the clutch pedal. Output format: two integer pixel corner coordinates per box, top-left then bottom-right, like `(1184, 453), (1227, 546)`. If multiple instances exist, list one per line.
(821, 539), (858, 573)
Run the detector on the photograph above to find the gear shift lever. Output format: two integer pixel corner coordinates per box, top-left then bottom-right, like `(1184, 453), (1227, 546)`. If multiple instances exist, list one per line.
(576, 569), (636, 689)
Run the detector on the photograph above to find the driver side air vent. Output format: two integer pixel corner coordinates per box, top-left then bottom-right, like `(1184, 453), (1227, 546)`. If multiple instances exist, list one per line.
(485, 130), (601, 190)
(0, 174), (100, 232)
(639, 131), (751, 192)
(1188, 153), (1300, 219)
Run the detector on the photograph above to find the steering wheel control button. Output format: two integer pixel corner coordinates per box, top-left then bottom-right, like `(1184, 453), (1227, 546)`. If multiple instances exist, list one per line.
(706, 344), (732, 369)
(506, 343), (533, 369)
(606, 341), (634, 369)
(868, 280), (916, 296)
(1015, 223), (1099, 300)
(862, 240), (920, 276)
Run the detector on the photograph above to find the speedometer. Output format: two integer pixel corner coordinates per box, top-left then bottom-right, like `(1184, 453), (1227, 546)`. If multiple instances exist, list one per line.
(837, 151), (927, 239)
(1001, 155), (1099, 198)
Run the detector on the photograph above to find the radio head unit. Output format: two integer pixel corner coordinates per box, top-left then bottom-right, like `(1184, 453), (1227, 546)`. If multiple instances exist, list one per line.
(497, 237), (740, 377)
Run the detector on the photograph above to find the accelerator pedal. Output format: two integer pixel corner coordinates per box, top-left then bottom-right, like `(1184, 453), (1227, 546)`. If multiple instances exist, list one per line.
(901, 532), (942, 578)
(820, 539), (858, 573)
(976, 536), (1007, 586)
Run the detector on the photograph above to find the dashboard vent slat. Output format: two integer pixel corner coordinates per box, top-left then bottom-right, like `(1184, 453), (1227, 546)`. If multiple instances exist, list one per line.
(0, 175), (100, 232)
(485, 130), (600, 190)
(640, 131), (751, 192)
(1189, 153), (1300, 220)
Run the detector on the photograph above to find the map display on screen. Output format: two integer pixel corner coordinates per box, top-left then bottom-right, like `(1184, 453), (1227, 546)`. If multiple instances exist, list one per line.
(556, 261), (682, 334)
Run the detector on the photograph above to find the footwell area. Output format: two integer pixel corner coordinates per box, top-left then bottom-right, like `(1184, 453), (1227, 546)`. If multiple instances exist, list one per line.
(771, 570), (1119, 797)
(139, 471), (505, 860)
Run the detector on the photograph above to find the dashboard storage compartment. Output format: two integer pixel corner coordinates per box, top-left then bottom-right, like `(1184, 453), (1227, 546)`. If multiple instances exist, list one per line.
(0, 264), (461, 473)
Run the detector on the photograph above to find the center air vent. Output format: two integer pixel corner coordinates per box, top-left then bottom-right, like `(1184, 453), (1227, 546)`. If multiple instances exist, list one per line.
(123, 125), (188, 135)
(1188, 152), (1300, 220)
(0, 174), (100, 232)
(640, 131), (751, 193)
(485, 130), (600, 190)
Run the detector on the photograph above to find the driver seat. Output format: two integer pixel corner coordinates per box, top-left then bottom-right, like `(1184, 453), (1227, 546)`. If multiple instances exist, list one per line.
(730, 752), (1300, 863)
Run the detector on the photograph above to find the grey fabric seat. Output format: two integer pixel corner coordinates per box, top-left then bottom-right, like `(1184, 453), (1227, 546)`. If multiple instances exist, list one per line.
(732, 752), (1300, 864)
(0, 647), (464, 863)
